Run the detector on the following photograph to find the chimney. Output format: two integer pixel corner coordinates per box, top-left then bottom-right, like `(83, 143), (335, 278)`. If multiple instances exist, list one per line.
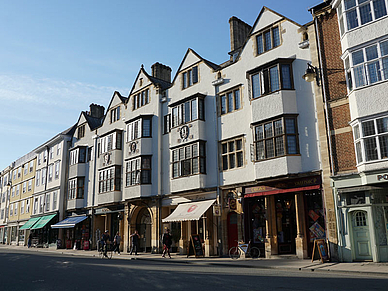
(89, 103), (105, 118)
(151, 62), (172, 83)
(229, 16), (252, 52)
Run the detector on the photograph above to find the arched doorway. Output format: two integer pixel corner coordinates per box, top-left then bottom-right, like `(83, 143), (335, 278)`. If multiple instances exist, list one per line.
(136, 207), (152, 252)
(350, 210), (372, 261)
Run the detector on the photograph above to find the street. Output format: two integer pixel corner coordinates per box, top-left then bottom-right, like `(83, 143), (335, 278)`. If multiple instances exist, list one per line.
(0, 248), (387, 291)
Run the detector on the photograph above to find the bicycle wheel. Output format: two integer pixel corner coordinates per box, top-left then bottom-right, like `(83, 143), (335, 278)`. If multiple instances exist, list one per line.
(229, 247), (240, 259)
(249, 247), (260, 259)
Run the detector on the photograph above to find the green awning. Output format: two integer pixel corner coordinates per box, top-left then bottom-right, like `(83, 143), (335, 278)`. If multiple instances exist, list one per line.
(30, 214), (57, 230)
(19, 217), (42, 230)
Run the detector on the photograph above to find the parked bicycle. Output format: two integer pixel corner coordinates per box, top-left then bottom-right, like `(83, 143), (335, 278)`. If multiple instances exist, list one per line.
(98, 241), (113, 259)
(229, 240), (260, 259)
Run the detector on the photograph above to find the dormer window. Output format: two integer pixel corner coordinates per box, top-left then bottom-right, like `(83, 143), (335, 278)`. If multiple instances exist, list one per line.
(110, 106), (120, 123)
(182, 66), (198, 89)
(256, 26), (281, 55)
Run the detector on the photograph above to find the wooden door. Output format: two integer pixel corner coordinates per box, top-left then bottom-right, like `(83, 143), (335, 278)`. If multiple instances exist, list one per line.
(351, 211), (372, 261)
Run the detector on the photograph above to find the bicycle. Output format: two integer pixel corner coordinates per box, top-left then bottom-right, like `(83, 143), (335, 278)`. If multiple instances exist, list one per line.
(98, 241), (113, 259)
(229, 240), (260, 259)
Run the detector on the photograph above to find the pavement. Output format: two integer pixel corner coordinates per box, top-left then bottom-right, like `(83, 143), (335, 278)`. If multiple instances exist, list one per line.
(1, 244), (388, 276)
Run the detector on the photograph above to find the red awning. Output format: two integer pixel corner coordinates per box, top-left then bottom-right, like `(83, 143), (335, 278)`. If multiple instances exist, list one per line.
(244, 185), (320, 198)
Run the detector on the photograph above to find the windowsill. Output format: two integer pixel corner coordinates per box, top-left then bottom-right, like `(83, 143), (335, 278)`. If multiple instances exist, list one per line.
(348, 78), (388, 94)
(181, 83), (198, 91)
(255, 44), (282, 57)
(253, 154), (301, 163)
(251, 88), (294, 100)
(340, 14), (388, 40)
(220, 107), (243, 117)
(170, 118), (205, 130)
(171, 173), (206, 179)
(356, 157), (388, 167)
(125, 183), (151, 188)
(221, 165), (245, 172)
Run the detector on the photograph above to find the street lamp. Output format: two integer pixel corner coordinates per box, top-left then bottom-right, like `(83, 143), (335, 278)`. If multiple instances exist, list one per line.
(302, 63), (320, 86)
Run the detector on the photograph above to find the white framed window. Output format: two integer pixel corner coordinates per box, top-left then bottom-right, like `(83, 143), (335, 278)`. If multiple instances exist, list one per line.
(110, 106), (121, 123)
(68, 179), (76, 200)
(14, 202), (18, 216)
(10, 204), (13, 216)
(38, 153), (42, 165)
(55, 161), (60, 179)
(12, 187), (15, 197)
(52, 191), (57, 210)
(34, 198), (38, 215)
(220, 87), (241, 115)
(29, 161), (34, 173)
(28, 180), (32, 192)
(98, 166), (121, 193)
(171, 95), (205, 128)
(18, 168), (21, 178)
(23, 182), (26, 193)
(338, 0), (387, 35)
(221, 137), (244, 171)
(26, 199), (30, 213)
(172, 141), (206, 178)
(48, 164), (53, 182)
(68, 178), (85, 200)
(49, 147), (54, 160)
(127, 117), (152, 142)
(24, 164), (28, 175)
(353, 115), (388, 164)
(13, 170), (16, 180)
(99, 132), (122, 154)
(21, 200), (25, 214)
(46, 193), (50, 211)
(39, 196), (43, 213)
(42, 168), (46, 185)
(57, 143), (62, 156)
(77, 124), (85, 139)
(16, 185), (20, 196)
(43, 151), (47, 163)
(345, 40), (388, 91)
(36, 170), (41, 187)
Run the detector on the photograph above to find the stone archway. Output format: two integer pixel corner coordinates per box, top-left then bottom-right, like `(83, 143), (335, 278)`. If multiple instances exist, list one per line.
(135, 207), (152, 252)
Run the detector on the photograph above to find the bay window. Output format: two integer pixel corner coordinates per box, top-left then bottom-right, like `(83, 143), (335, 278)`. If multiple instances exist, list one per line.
(98, 166), (121, 193)
(99, 131), (122, 155)
(127, 116), (152, 142)
(172, 141), (206, 178)
(125, 156), (152, 186)
(170, 94), (205, 128)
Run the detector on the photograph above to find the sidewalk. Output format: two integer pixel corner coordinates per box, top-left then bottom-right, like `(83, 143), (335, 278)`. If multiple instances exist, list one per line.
(2, 244), (388, 275)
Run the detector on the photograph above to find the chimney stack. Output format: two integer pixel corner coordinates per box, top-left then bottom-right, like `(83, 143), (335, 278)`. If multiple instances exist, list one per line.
(89, 103), (105, 118)
(229, 16), (252, 52)
(151, 62), (172, 83)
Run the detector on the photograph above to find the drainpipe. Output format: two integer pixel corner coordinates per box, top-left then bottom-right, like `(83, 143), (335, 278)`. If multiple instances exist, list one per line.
(157, 85), (164, 253)
(212, 76), (224, 256)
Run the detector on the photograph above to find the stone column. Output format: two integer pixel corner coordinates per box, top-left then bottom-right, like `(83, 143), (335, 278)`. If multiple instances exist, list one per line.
(295, 192), (308, 259)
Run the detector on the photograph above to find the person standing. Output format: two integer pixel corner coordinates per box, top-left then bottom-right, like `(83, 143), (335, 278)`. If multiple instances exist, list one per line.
(129, 230), (140, 255)
(162, 228), (172, 258)
(27, 233), (33, 248)
(113, 232), (121, 255)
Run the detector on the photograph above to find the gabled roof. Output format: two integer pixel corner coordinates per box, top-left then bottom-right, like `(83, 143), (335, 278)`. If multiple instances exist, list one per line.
(171, 48), (220, 85)
(128, 65), (172, 98)
(100, 91), (127, 126)
(219, 6), (303, 70)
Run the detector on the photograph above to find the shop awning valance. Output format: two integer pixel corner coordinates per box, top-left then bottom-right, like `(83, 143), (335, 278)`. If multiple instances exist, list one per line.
(19, 217), (42, 230)
(162, 199), (216, 222)
(244, 185), (320, 198)
(30, 214), (57, 230)
(51, 216), (87, 229)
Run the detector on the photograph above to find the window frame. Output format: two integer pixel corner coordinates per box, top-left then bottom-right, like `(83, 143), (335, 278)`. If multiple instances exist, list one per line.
(219, 86), (242, 115)
(171, 141), (206, 178)
(220, 136), (245, 171)
(125, 156), (152, 187)
(110, 105), (121, 123)
(132, 88), (150, 110)
(182, 65), (199, 89)
(255, 25), (282, 55)
(98, 166), (121, 194)
(77, 124), (86, 139)
(170, 95), (205, 129)
(126, 116), (153, 142)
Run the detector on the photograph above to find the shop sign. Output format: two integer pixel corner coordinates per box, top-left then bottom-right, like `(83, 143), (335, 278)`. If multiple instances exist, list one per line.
(229, 198), (237, 210)
(213, 205), (221, 216)
(377, 174), (388, 181)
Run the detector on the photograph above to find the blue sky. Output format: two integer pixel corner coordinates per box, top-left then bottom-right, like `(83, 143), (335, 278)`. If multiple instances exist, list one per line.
(0, 0), (319, 170)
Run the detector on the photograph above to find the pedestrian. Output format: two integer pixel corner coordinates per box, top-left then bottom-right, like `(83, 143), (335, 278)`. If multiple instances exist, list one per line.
(129, 230), (140, 255)
(113, 232), (121, 255)
(101, 230), (110, 257)
(162, 228), (172, 258)
(27, 233), (33, 248)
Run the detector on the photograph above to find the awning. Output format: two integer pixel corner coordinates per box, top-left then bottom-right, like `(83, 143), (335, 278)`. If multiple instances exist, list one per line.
(30, 214), (57, 230)
(244, 185), (320, 198)
(162, 199), (216, 222)
(51, 216), (88, 229)
(19, 217), (42, 230)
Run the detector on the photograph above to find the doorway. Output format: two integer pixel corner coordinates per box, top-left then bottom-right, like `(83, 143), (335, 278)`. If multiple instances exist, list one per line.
(275, 194), (296, 254)
(227, 212), (238, 249)
(136, 207), (152, 252)
(351, 210), (372, 261)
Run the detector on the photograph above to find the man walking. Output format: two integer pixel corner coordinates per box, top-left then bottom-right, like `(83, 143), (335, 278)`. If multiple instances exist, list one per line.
(129, 230), (140, 255)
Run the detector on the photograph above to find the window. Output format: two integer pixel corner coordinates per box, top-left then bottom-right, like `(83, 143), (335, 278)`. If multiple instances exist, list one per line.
(49, 147), (54, 160)
(34, 198), (38, 214)
(98, 166), (121, 193)
(221, 137), (244, 170)
(28, 180), (32, 192)
(48, 164), (53, 182)
(18, 168), (21, 178)
(70, 147), (87, 165)
(253, 116), (299, 161)
(110, 106), (121, 123)
(12, 187), (15, 197)
(26, 199), (30, 213)
(46, 193), (50, 211)
(99, 132), (122, 155)
(353, 115), (388, 164)
(172, 141), (206, 178)
(68, 179), (76, 200)
(127, 117), (152, 142)
(39, 196), (43, 213)
(77, 124), (85, 139)
(164, 114), (171, 134)
(23, 182), (26, 193)
(346, 40), (388, 90)
(251, 62), (293, 99)
(57, 143), (61, 156)
(16, 185), (20, 196)
(338, 0), (387, 35)
(55, 161), (60, 179)
(182, 66), (199, 89)
(10, 204), (13, 217)
(43, 151), (47, 163)
(220, 87), (241, 115)
(125, 156), (152, 186)
(171, 95), (205, 128)
(14, 202), (18, 216)
(24, 164), (28, 175)
(36, 170), (41, 187)
(38, 153), (42, 165)
(21, 200), (25, 214)
(52, 192), (57, 210)
(256, 25), (281, 54)
(42, 168), (46, 185)
(29, 161), (33, 173)
(13, 170), (16, 180)
(133, 89), (150, 110)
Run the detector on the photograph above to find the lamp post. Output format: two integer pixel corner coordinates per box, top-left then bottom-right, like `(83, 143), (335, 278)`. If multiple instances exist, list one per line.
(302, 63), (320, 86)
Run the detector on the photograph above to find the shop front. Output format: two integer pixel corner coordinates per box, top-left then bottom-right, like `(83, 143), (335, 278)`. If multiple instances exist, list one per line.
(51, 215), (90, 250)
(94, 205), (124, 250)
(162, 198), (217, 257)
(333, 171), (388, 262)
(29, 213), (58, 247)
(243, 175), (324, 259)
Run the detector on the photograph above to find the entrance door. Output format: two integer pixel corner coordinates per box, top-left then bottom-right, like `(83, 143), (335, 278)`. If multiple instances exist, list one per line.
(275, 194), (296, 254)
(351, 211), (372, 261)
(227, 212), (238, 249)
(136, 208), (152, 252)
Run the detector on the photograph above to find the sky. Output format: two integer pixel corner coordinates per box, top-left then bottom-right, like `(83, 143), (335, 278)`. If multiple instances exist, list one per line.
(0, 0), (320, 171)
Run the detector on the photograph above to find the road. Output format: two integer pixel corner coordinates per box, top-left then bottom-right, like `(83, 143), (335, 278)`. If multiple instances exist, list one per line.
(1, 248), (387, 291)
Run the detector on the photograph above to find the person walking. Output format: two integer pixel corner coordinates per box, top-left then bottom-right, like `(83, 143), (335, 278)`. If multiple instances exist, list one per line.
(162, 228), (172, 258)
(101, 230), (110, 258)
(129, 230), (140, 255)
(113, 232), (121, 255)
(27, 233), (33, 248)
